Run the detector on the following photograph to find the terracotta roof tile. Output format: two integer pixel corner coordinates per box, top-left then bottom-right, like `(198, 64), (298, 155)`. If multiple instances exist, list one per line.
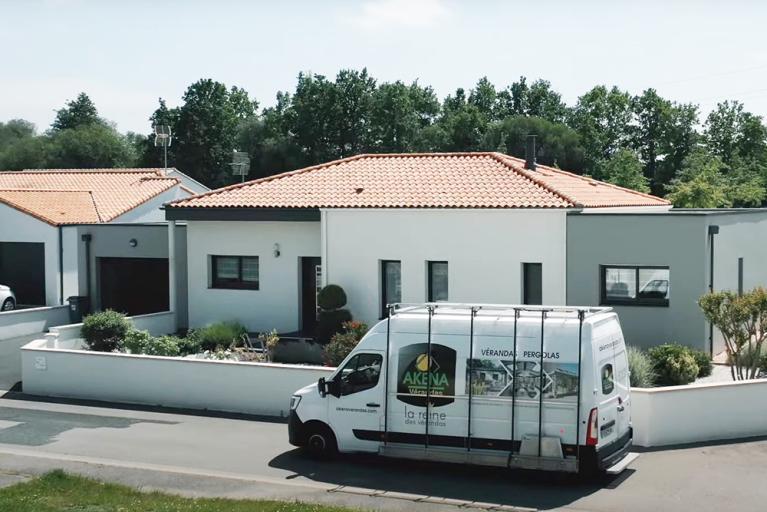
(168, 153), (670, 210)
(0, 169), (179, 225)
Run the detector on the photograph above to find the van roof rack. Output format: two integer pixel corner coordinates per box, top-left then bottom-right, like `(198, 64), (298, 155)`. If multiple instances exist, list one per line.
(388, 302), (612, 317)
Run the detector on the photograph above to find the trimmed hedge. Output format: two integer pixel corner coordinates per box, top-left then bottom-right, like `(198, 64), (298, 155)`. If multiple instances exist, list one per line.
(648, 343), (699, 386)
(81, 310), (131, 352)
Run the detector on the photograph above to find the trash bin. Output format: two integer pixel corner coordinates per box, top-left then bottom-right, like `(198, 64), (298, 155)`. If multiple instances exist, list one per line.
(67, 296), (90, 323)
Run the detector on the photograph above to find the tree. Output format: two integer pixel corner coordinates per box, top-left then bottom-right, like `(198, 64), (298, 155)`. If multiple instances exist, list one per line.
(468, 77), (498, 121)
(699, 287), (767, 380)
(598, 148), (650, 193)
(704, 101), (767, 166)
(51, 93), (102, 131)
(666, 148), (730, 207)
(48, 124), (137, 168)
(484, 116), (585, 172)
(369, 80), (439, 152)
(568, 86), (633, 176)
(0, 135), (53, 170)
(151, 79), (257, 186)
(333, 68), (376, 156)
(0, 119), (35, 151)
(496, 77), (569, 123)
(631, 89), (698, 194)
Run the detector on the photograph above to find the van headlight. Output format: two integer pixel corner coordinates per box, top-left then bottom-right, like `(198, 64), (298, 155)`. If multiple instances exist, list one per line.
(290, 395), (301, 410)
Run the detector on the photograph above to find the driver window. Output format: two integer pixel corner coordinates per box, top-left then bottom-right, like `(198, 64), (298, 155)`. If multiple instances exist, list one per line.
(339, 353), (383, 395)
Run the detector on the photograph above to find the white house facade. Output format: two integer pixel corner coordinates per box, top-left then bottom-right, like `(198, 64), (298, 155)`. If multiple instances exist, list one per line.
(167, 152), (679, 344)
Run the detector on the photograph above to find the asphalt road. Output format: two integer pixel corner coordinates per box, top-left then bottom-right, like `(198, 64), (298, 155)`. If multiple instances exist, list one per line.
(0, 395), (765, 512)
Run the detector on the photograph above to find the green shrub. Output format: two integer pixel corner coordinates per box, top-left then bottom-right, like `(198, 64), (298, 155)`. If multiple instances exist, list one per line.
(176, 334), (202, 356)
(81, 310), (131, 352)
(626, 346), (656, 388)
(324, 321), (369, 366)
(690, 349), (713, 377)
(123, 329), (153, 354)
(317, 309), (352, 345)
(317, 284), (347, 310)
(123, 330), (182, 357)
(648, 343), (699, 386)
(191, 321), (248, 351)
(760, 353), (767, 376)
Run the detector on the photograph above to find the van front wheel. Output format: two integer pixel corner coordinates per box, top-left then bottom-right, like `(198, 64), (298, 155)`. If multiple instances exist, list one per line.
(305, 424), (338, 459)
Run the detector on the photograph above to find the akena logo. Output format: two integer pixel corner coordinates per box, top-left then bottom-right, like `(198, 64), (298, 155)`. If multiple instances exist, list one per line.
(397, 343), (456, 407)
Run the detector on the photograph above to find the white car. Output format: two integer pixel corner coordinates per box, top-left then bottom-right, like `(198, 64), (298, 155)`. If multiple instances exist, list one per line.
(0, 285), (16, 311)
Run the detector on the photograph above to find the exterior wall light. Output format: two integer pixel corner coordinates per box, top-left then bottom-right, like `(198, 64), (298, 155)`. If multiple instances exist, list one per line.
(129, 238), (138, 248)
(273, 243), (281, 258)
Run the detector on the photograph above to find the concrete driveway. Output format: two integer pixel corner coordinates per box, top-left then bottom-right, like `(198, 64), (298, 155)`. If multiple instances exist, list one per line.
(0, 395), (764, 512)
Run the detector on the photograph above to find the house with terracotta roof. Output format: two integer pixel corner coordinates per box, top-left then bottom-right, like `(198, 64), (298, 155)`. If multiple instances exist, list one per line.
(0, 168), (206, 323)
(165, 150), (767, 353)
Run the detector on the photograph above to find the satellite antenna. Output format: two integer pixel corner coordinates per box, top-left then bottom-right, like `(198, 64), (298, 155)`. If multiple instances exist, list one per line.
(154, 125), (172, 170)
(230, 151), (251, 183)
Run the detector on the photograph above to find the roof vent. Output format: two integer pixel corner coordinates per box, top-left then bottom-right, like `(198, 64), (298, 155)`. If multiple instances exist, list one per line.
(525, 135), (537, 171)
(355, 187), (364, 194)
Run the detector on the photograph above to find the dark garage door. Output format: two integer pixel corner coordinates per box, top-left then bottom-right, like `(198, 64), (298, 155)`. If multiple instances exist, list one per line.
(0, 242), (45, 306)
(99, 257), (169, 316)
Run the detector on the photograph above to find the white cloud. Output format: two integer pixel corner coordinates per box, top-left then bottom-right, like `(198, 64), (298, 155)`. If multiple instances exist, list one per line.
(344, 0), (452, 30)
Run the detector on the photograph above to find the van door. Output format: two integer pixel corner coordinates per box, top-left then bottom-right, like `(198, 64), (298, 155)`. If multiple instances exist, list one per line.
(327, 351), (385, 452)
(596, 347), (619, 448)
(613, 343), (631, 439)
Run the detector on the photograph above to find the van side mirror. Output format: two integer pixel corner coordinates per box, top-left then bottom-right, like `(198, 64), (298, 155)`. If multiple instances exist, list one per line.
(318, 378), (327, 397)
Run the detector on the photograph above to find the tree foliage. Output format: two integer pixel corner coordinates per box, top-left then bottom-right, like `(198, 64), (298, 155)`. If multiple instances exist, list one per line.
(699, 288), (767, 380)
(2, 71), (767, 207)
(51, 93), (102, 131)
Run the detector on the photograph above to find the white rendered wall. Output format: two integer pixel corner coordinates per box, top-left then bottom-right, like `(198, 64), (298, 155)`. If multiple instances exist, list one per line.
(0, 203), (60, 305)
(21, 340), (333, 417)
(631, 380), (767, 447)
(323, 209), (568, 327)
(186, 221), (321, 332)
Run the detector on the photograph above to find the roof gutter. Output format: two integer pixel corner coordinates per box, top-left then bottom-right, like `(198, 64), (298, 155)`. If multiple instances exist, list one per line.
(164, 206), (321, 222)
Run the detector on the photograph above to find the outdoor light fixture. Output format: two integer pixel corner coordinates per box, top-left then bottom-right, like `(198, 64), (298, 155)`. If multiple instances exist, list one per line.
(273, 243), (281, 258)
(129, 238), (138, 248)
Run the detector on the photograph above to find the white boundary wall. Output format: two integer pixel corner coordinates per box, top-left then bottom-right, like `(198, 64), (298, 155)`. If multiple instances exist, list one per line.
(50, 311), (176, 344)
(632, 380), (767, 447)
(0, 305), (69, 341)
(21, 341), (333, 417)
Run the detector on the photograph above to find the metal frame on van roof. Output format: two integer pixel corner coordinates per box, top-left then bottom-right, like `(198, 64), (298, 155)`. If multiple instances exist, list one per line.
(382, 301), (607, 471)
(389, 302), (612, 317)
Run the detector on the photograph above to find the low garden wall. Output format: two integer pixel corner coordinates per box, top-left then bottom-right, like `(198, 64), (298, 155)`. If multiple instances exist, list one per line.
(0, 305), (69, 341)
(49, 310), (176, 343)
(21, 339), (334, 417)
(631, 379), (767, 447)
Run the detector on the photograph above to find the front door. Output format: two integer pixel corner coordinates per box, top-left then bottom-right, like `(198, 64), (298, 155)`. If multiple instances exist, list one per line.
(327, 350), (385, 452)
(300, 257), (322, 335)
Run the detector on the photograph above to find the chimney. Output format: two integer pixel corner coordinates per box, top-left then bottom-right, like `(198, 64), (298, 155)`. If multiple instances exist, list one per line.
(525, 134), (537, 171)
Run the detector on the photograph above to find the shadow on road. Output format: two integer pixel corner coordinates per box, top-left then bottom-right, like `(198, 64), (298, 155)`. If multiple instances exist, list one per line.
(269, 449), (629, 510)
(0, 407), (178, 447)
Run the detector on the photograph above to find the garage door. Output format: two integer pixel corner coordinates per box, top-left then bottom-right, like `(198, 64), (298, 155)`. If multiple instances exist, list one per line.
(0, 242), (45, 306)
(99, 257), (169, 316)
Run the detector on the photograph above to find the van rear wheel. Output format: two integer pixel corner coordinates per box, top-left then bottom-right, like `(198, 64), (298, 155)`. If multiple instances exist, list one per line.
(305, 424), (337, 459)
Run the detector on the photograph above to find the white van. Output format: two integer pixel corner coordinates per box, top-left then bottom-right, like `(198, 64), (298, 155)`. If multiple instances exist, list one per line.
(288, 303), (634, 475)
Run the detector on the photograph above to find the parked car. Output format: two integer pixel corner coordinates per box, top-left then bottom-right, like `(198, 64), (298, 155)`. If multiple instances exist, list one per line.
(289, 302), (635, 476)
(0, 285), (16, 311)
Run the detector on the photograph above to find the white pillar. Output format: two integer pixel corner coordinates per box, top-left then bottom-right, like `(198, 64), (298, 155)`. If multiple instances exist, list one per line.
(168, 220), (177, 330)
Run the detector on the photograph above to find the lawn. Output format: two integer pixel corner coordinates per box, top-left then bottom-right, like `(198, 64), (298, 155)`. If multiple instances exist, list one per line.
(0, 470), (358, 512)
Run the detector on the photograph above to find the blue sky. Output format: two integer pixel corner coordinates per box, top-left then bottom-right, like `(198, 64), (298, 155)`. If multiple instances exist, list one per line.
(2, 0), (767, 134)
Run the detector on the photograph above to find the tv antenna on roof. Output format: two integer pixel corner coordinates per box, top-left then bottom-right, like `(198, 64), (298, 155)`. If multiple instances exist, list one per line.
(230, 151), (250, 183)
(154, 125), (172, 170)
